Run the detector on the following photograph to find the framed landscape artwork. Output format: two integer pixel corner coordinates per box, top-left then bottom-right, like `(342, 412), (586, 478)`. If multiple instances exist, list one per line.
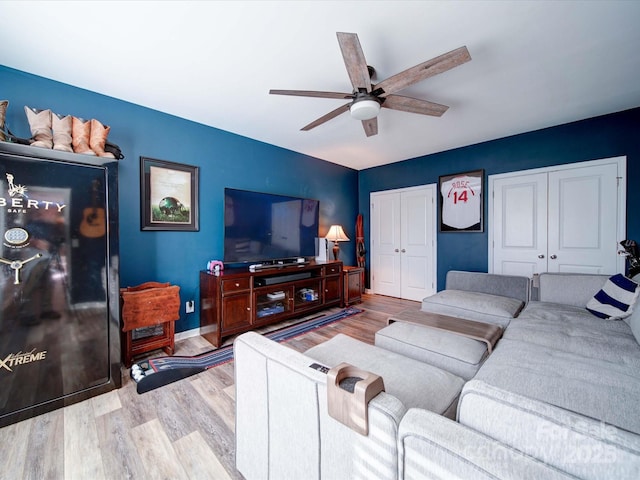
(140, 157), (199, 231)
(438, 169), (484, 232)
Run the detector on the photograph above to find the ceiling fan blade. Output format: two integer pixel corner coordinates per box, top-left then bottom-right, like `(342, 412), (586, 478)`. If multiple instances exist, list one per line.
(270, 89), (353, 100)
(382, 94), (449, 117)
(361, 117), (378, 137)
(337, 32), (372, 93)
(375, 46), (471, 96)
(301, 103), (351, 131)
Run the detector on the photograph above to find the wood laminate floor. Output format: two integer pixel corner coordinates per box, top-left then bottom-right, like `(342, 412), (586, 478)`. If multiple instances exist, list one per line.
(0, 294), (419, 480)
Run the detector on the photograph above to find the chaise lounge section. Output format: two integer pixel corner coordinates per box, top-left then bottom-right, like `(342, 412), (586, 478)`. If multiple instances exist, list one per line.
(375, 271), (530, 380)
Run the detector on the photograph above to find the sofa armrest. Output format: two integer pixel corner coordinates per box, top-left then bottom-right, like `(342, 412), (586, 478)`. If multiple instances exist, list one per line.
(234, 332), (406, 480)
(399, 408), (578, 480)
(446, 271), (530, 303)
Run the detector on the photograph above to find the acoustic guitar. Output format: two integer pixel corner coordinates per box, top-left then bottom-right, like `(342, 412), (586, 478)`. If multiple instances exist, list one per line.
(80, 180), (106, 238)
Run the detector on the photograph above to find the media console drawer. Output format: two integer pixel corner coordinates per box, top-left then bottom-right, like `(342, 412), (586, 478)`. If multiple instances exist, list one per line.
(325, 264), (341, 276)
(221, 277), (251, 293)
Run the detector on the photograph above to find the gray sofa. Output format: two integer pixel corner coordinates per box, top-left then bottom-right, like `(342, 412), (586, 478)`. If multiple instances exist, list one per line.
(234, 271), (640, 479)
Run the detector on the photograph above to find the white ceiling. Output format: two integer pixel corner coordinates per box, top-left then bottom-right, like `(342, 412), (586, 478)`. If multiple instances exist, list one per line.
(2, 1), (640, 170)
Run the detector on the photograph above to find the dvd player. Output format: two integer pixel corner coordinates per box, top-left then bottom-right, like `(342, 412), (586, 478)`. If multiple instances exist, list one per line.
(249, 257), (307, 271)
(254, 271), (312, 286)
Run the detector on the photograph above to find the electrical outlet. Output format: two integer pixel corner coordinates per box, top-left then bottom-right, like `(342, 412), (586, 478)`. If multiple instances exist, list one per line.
(185, 300), (195, 313)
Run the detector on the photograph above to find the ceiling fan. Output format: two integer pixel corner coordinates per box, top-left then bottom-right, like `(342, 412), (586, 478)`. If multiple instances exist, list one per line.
(270, 32), (471, 137)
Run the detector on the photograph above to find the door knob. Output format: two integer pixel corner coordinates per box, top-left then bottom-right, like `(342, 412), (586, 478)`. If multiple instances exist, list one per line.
(401, 249), (406, 253)
(550, 254), (557, 259)
(538, 254), (545, 259)
(394, 249), (399, 252)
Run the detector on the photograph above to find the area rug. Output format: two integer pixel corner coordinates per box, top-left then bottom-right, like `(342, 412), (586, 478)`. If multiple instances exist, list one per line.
(131, 306), (363, 393)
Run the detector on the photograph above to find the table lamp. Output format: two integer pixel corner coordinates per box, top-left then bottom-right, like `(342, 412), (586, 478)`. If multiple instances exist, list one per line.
(325, 225), (350, 261)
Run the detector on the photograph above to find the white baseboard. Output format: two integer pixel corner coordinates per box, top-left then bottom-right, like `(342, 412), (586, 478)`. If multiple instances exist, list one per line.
(175, 327), (203, 342)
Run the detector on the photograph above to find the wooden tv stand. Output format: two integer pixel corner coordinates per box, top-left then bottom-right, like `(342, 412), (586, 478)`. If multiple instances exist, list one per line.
(200, 261), (343, 347)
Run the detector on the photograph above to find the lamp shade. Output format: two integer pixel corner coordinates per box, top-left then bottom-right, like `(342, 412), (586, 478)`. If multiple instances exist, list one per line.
(325, 225), (350, 242)
(325, 225), (349, 261)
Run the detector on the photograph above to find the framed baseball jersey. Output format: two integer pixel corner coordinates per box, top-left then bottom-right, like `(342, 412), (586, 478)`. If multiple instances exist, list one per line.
(439, 169), (484, 232)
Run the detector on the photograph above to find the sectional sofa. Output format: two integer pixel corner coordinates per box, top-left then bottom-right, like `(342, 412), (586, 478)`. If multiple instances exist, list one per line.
(234, 271), (640, 479)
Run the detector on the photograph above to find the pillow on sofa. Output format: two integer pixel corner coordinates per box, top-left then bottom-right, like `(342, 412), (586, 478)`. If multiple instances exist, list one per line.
(586, 273), (639, 320)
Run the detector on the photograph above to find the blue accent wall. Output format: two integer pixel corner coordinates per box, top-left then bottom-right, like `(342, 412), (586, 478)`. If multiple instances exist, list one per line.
(1, 65), (358, 333)
(359, 107), (640, 290)
(3, 64), (639, 332)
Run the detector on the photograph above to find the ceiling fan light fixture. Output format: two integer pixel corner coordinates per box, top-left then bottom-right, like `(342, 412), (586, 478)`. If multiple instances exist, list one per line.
(350, 98), (381, 120)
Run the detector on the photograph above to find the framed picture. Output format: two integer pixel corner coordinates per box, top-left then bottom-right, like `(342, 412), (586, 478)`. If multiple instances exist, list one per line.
(439, 169), (484, 232)
(140, 157), (199, 231)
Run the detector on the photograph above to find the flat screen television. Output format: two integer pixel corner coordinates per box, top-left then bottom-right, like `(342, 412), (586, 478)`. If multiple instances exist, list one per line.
(223, 188), (320, 265)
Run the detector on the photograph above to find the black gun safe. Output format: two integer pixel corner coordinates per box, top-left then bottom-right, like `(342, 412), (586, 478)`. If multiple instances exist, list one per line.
(0, 142), (121, 428)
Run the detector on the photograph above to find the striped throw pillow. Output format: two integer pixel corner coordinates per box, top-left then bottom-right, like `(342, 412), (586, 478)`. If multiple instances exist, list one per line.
(586, 274), (640, 320)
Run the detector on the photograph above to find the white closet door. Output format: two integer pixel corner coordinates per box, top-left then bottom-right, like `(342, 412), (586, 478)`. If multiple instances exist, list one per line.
(491, 172), (548, 277)
(400, 186), (436, 300)
(371, 191), (402, 297)
(490, 157), (625, 276)
(371, 185), (437, 301)
(547, 163), (619, 274)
